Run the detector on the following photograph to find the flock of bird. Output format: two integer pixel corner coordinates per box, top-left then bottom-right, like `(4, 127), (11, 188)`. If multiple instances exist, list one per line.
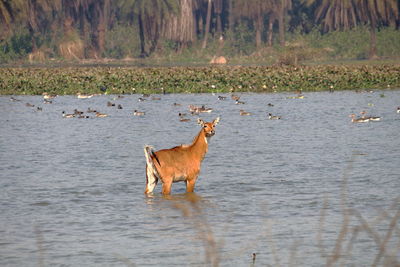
(9, 91), (400, 123)
(9, 91), (286, 121)
(10, 93), (150, 119)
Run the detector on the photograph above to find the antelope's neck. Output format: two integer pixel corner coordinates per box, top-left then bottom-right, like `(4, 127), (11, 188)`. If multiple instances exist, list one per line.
(189, 129), (208, 159)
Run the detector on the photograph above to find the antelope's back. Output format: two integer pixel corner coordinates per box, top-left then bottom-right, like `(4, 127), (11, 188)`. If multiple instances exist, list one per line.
(154, 146), (199, 172)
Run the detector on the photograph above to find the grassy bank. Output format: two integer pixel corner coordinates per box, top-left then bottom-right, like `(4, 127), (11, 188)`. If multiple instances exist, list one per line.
(1, 64), (399, 95)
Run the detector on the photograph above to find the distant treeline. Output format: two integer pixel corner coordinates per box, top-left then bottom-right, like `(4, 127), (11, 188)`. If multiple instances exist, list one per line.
(0, 0), (399, 63)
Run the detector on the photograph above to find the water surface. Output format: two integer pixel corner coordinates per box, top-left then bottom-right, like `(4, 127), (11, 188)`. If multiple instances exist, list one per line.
(1, 90), (399, 266)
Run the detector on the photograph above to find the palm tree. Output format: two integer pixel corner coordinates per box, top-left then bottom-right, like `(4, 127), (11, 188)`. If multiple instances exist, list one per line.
(0, 0), (28, 40)
(273, 0), (292, 46)
(355, 0), (398, 58)
(23, 0), (57, 52)
(120, 0), (179, 57)
(163, 0), (196, 51)
(0, 0), (13, 39)
(214, 0), (224, 34)
(202, 0), (213, 49)
(305, 0), (359, 31)
(306, 0), (398, 59)
(87, 0), (111, 57)
(233, 0), (272, 49)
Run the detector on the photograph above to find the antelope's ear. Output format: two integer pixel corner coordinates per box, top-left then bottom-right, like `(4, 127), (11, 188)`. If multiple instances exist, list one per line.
(197, 118), (205, 126)
(213, 117), (220, 126)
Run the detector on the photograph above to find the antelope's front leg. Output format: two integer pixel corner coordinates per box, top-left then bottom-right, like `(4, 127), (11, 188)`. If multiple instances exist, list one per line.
(186, 177), (197, 193)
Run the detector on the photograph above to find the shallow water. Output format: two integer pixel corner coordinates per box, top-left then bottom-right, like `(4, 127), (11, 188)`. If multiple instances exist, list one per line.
(1, 90), (399, 266)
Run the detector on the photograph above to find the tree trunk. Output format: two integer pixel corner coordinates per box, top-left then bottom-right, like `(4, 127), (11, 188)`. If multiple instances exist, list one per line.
(78, 5), (86, 40)
(27, 0), (38, 52)
(255, 14), (263, 49)
(278, 5), (285, 47)
(369, 22), (378, 59)
(149, 22), (160, 54)
(216, 12), (222, 34)
(138, 14), (147, 57)
(267, 17), (274, 47)
(99, 0), (109, 55)
(228, 0), (234, 32)
(202, 0), (212, 49)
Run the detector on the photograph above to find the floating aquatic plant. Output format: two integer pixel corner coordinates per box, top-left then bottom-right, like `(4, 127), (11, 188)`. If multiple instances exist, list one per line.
(0, 64), (399, 95)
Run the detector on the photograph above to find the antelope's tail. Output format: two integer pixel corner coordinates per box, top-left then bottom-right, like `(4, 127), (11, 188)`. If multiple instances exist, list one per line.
(144, 145), (160, 194)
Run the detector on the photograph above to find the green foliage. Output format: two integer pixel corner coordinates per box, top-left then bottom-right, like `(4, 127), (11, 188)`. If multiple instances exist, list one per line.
(1, 65), (399, 95)
(0, 28), (31, 63)
(224, 23), (256, 56)
(377, 27), (400, 58)
(1, 19), (400, 64)
(317, 27), (369, 59)
(285, 26), (397, 61)
(104, 23), (141, 59)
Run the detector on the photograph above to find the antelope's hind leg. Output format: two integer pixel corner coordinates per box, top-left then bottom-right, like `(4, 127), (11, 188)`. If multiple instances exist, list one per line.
(161, 178), (173, 195)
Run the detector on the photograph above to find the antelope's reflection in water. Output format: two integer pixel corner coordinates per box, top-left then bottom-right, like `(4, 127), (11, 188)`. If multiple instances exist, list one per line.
(145, 192), (207, 210)
(144, 192), (220, 266)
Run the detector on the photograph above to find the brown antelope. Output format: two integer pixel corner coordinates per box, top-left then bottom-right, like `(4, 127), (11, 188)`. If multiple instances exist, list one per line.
(144, 117), (220, 195)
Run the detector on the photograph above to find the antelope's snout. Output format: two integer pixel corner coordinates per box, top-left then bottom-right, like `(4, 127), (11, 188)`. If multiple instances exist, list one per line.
(206, 129), (216, 137)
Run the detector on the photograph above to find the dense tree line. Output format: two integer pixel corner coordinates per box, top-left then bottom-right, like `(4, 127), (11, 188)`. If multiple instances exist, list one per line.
(0, 0), (398, 61)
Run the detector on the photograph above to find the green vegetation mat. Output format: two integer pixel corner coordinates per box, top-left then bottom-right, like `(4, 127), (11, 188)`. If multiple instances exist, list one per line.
(1, 64), (399, 95)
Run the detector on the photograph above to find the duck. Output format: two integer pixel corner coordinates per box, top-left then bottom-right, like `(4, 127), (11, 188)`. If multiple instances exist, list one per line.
(235, 100), (245, 105)
(397, 107), (400, 113)
(107, 101), (115, 107)
(368, 116), (381, 121)
(87, 107), (97, 113)
(199, 105), (213, 113)
(10, 97), (21, 102)
(95, 112), (108, 118)
(189, 105), (200, 113)
(239, 110), (251, 116)
(77, 114), (90, 119)
(43, 99), (53, 104)
(218, 96), (226, 100)
(178, 112), (190, 121)
(77, 93), (93, 99)
(62, 111), (75, 118)
(117, 104), (123, 109)
(349, 114), (369, 123)
(43, 92), (57, 99)
(360, 111), (381, 122)
(36, 107), (42, 111)
(133, 110), (145, 116)
(173, 103), (181, 107)
(231, 94), (240, 101)
(268, 113), (281, 120)
(287, 95), (304, 99)
(25, 103), (35, 107)
(138, 97), (147, 102)
(267, 103), (274, 107)
(74, 109), (84, 115)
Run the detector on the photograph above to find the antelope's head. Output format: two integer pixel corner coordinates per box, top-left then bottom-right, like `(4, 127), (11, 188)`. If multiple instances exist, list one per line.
(197, 117), (220, 137)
